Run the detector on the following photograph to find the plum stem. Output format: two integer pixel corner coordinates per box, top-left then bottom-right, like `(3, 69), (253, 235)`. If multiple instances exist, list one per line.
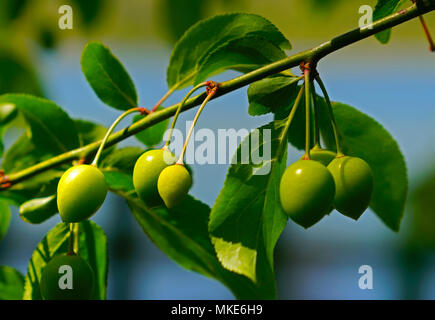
(164, 82), (209, 149)
(303, 65), (312, 160)
(315, 75), (343, 156)
(177, 87), (218, 164)
(91, 107), (146, 167)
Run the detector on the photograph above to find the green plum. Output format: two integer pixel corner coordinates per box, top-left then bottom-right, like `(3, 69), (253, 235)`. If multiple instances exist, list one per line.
(57, 165), (107, 223)
(327, 156), (374, 220)
(157, 164), (192, 208)
(279, 159), (335, 228)
(133, 149), (176, 205)
(40, 254), (94, 300)
(302, 146), (336, 166)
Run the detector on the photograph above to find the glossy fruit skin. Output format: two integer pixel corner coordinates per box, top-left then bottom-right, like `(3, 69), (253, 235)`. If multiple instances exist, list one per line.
(279, 159), (335, 228)
(302, 147), (336, 166)
(327, 156), (374, 220)
(133, 149), (176, 205)
(40, 254), (94, 300)
(157, 164), (192, 208)
(57, 165), (107, 223)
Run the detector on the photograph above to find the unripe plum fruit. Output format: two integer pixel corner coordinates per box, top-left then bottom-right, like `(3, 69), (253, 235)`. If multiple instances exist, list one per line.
(57, 165), (107, 223)
(40, 254), (94, 300)
(157, 164), (192, 208)
(280, 159), (335, 228)
(133, 149), (176, 205)
(327, 156), (374, 220)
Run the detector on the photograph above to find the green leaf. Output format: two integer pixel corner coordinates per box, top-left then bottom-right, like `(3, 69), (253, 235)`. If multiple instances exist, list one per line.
(74, 119), (107, 147)
(23, 221), (108, 300)
(0, 102), (18, 124)
(19, 195), (57, 224)
(167, 13), (290, 89)
(81, 41), (138, 110)
(318, 102), (408, 231)
(0, 94), (80, 154)
(0, 200), (11, 241)
(247, 77), (307, 150)
(194, 36), (287, 84)
(2, 134), (63, 197)
(248, 75), (300, 116)
(118, 190), (268, 299)
(77, 221), (109, 300)
(100, 147), (143, 193)
(74, 119), (115, 162)
(0, 266), (24, 300)
(411, 170), (435, 248)
(209, 120), (291, 297)
(133, 109), (169, 147)
(3, 134), (52, 173)
(0, 50), (43, 96)
(100, 147), (143, 173)
(373, 0), (407, 44)
(0, 103), (18, 157)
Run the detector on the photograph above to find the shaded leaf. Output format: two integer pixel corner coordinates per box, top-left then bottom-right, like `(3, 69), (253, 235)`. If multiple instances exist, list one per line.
(117, 190), (268, 299)
(81, 41), (138, 110)
(0, 200), (11, 241)
(1, 134), (63, 196)
(100, 147), (143, 173)
(195, 36), (286, 84)
(410, 169), (435, 248)
(247, 77), (307, 150)
(133, 109), (169, 147)
(23, 221), (108, 300)
(373, 0), (407, 44)
(74, 119), (107, 147)
(19, 195), (58, 224)
(319, 102), (407, 231)
(167, 13), (290, 89)
(0, 94), (80, 154)
(0, 266), (24, 300)
(0, 50), (42, 96)
(104, 171), (134, 193)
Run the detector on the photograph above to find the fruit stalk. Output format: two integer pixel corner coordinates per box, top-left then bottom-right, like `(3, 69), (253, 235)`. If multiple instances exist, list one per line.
(92, 107), (147, 167)
(276, 83), (305, 157)
(164, 82), (209, 149)
(68, 223), (75, 255)
(177, 87), (217, 164)
(151, 87), (176, 112)
(315, 75), (343, 156)
(311, 82), (321, 147)
(303, 67), (312, 159)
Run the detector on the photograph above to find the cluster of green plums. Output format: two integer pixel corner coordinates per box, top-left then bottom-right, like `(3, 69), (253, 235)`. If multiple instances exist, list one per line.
(55, 149), (191, 225)
(40, 148), (192, 300)
(279, 146), (374, 228)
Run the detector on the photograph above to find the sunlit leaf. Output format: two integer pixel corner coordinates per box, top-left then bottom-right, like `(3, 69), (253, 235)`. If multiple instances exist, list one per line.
(167, 13), (290, 89)
(81, 41), (138, 110)
(0, 266), (24, 300)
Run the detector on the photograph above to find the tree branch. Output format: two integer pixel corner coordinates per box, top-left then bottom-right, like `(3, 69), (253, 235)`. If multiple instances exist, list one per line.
(4, 0), (435, 187)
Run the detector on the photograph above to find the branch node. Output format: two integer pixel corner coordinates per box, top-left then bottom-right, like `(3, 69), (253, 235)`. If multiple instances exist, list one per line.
(0, 174), (11, 190)
(138, 107), (150, 115)
(205, 81), (220, 95)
